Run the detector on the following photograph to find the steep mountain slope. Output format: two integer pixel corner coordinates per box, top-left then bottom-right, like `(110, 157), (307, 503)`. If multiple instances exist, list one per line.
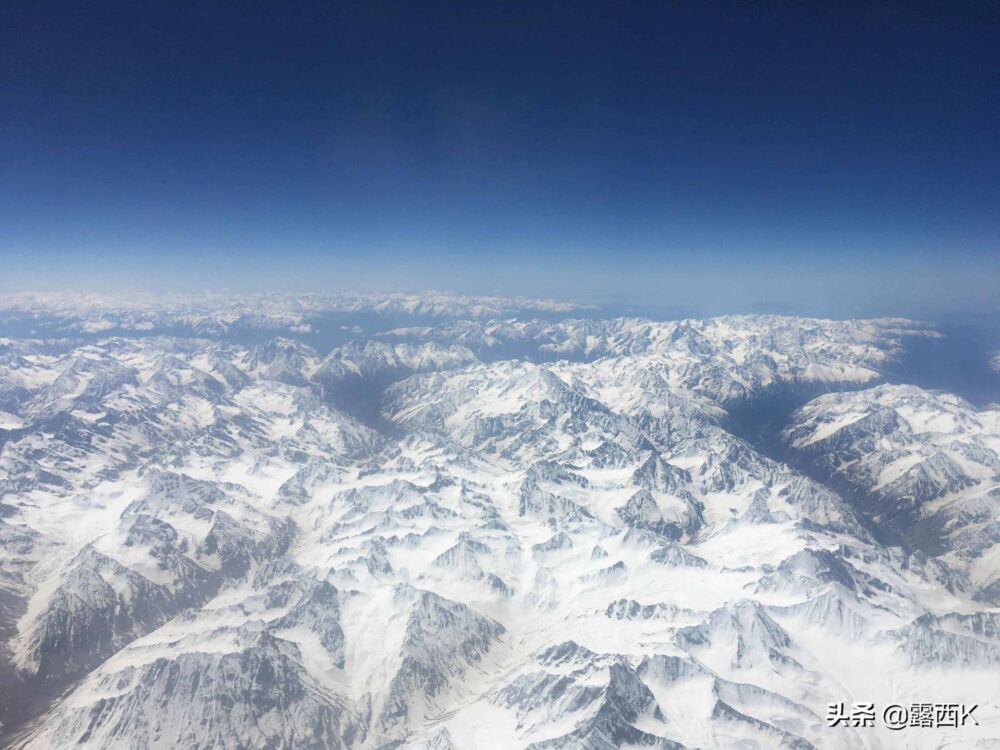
(0, 312), (996, 749)
(783, 384), (1000, 602)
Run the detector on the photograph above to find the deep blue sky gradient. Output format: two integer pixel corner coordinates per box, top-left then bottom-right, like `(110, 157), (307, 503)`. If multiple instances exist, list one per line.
(1, 1), (997, 315)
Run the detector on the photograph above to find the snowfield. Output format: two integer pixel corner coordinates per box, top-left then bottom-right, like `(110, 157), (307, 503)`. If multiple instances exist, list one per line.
(0, 301), (996, 749)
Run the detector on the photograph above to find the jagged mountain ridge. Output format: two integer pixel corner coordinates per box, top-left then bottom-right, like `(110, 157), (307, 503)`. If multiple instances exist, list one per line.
(783, 384), (1000, 602)
(0, 312), (996, 748)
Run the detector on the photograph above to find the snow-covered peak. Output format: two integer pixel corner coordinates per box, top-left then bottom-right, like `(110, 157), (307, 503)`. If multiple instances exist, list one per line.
(1, 311), (996, 749)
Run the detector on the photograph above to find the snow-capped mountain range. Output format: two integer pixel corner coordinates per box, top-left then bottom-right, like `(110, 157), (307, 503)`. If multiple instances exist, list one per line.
(0, 291), (595, 337)
(0, 298), (997, 748)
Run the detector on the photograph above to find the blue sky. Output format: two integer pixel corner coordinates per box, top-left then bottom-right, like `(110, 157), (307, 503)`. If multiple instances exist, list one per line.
(1, 2), (997, 316)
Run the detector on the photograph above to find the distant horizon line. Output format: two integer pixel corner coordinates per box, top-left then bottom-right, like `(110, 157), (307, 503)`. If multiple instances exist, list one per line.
(0, 287), (997, 323)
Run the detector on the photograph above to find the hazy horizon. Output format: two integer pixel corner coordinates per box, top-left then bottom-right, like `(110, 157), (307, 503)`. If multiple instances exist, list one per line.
(1, 278), (997, 322)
